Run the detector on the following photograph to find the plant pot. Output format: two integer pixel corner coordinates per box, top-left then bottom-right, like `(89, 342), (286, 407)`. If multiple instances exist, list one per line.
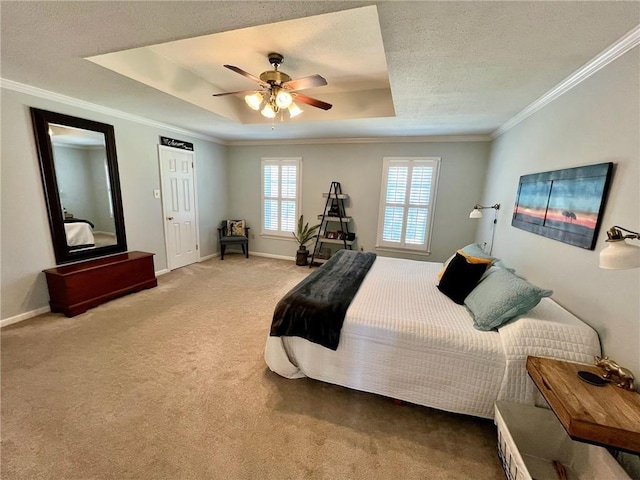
(296, 247), (309, 266)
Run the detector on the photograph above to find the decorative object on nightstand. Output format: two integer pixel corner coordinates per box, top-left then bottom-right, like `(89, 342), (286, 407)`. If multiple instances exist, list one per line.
(594, 356), (635, 391)
(309, 181), (355, 266)
(599, 225), (640, 269)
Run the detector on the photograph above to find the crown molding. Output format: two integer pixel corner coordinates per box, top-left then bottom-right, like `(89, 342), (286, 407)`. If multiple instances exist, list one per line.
(494, 25), (640, 138)
(0, 78), (226, 145)
(226, 134), (492, 146)
(2, 78), (490, 146)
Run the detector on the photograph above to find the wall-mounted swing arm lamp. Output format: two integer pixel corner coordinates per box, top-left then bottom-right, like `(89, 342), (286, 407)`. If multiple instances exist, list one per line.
(599, 226), (640, 270)
(469, 204), (500, 219)
(468, 203), (501, 255)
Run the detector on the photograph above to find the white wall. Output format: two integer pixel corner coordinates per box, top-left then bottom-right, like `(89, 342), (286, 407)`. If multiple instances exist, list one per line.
(0, 87), (227, 320)
(227, 141), (490, 262)
(478, 49), (640, 377)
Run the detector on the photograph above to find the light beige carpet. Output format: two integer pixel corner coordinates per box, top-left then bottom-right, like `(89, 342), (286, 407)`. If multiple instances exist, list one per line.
(1, 255), (504, 479)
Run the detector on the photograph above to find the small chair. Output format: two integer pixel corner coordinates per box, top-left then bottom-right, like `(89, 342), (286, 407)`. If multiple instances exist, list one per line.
(218, 220), (249, 260)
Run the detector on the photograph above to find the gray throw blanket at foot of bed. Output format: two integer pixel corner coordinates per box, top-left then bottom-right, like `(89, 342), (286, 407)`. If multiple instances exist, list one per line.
(270, 249), (377, 350)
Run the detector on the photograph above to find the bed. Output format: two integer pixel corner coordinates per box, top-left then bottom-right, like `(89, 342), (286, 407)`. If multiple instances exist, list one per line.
(265, 250), (601, 419)
(64, 219), (95, 248)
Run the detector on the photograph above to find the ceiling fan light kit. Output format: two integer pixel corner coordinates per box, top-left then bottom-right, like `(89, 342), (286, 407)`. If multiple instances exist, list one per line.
(288, 103), (303, 118)
(214, 52), (332, 122)
(244, 92), (263, 110)
(275, 89), (293, 109)
(261, 103), (276, 119)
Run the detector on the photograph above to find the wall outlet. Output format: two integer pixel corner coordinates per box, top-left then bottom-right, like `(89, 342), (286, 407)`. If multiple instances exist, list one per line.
(153, 189), (160, 199)
(251, 234), (255, 239)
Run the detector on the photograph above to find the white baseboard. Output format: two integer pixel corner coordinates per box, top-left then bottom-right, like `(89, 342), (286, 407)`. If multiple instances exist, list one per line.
(250, 252), (295, 261)
(200, 251), (294, 262)
(1, 306), (51, 328)
(1, 252), (292, 328)
(198, 252), (220, 262)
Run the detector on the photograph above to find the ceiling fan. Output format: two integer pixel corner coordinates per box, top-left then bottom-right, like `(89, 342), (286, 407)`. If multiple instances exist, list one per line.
(213, 52), (332, 119)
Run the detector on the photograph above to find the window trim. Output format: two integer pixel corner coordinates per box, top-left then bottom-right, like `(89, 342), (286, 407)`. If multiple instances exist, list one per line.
(260, 157), (302, 238)
(375, 156), (440, 253)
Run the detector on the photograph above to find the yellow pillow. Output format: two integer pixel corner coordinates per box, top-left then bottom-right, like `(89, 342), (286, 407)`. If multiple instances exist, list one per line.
(437, 250), (493, 280)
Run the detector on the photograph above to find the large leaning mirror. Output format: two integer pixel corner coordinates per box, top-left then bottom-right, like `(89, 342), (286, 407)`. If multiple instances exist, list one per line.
(31, 108), (127, 264)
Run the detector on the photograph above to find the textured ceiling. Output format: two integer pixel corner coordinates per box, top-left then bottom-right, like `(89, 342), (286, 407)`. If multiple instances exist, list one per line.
(1, 1), (639, 142)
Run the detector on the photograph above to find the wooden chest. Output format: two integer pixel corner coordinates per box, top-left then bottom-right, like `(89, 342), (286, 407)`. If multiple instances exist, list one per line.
(43, 251), (157, 317)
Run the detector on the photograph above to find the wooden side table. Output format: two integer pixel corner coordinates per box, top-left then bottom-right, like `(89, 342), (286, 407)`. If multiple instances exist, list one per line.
(527, 356), (640, 453)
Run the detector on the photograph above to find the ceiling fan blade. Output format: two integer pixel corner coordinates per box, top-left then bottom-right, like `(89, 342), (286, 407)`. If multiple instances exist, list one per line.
(294, 93), (332, 111)
(282, 74), (327, 91)
(223, 65), (268, 86)
(212, 90), (259, 97)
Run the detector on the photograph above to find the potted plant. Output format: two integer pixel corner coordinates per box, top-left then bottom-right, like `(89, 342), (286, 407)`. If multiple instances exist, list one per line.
(292, 215), (320, 266)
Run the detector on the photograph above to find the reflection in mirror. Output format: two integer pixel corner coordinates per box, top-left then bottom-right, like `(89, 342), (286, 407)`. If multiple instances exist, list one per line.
(31, 108), (127, 264)
(50, 124), (117, 250)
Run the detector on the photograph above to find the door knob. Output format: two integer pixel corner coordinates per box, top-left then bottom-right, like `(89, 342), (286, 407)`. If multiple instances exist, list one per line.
(167, 216), (174, 220)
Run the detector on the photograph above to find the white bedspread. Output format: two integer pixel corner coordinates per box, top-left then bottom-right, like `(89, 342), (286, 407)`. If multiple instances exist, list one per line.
(265, 256), (601, 419)
(64, 222), (94, 247)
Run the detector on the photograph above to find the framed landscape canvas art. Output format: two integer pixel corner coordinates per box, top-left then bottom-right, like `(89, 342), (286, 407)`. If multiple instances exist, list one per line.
(512, 162), (613, 249)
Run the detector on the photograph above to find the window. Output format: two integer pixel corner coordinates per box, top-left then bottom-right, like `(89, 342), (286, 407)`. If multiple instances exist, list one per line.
(261, 157), (301, 237)
(376, 157), (440, 252)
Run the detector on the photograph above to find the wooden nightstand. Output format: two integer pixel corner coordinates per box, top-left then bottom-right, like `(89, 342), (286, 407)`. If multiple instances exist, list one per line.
(527, 356), (640, 453)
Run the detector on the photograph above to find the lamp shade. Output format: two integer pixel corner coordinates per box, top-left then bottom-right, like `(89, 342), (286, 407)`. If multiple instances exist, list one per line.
(261, 104), (276, 118)
(288, 102), (303, 118)
(469, 208), (483, 219)
(244, 92), (263, 110)
(275, 90), (293, 109)
(599, 239), (640, 269)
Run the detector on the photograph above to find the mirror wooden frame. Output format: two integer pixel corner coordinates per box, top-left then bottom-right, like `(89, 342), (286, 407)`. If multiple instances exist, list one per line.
(31, 107), (127, 264)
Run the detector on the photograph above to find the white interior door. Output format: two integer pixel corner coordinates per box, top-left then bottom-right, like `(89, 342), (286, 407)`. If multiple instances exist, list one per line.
(159, 145), (198, 270)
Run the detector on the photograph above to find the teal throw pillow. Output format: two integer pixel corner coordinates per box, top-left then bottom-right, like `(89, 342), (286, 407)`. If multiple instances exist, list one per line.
(464, 268), (552, 331)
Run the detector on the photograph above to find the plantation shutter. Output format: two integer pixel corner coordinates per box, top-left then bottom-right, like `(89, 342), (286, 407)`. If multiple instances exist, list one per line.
(377, 157), (440, 252)
(261, 158), (301, 236)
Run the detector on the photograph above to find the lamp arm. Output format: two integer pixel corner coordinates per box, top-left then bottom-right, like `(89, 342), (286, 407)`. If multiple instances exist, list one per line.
(608, 226), (640, 241)
(473, 203), (501, 210)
